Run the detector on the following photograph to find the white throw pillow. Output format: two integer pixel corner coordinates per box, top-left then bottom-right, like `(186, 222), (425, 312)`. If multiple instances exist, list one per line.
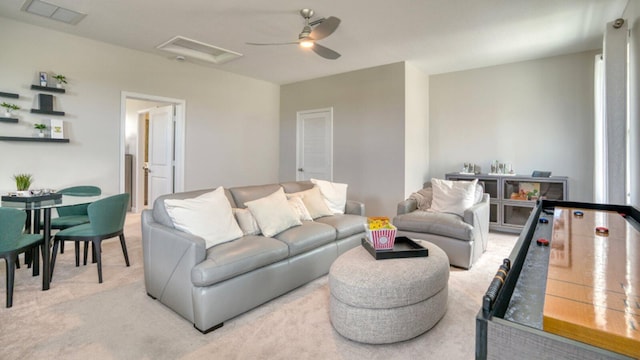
(288, 196), (313, 221)
(245, 188), (302, 237)
(310, 178), (348, 214)
(286, 186), (333, 219)
(430, 178), (478, 217)
(164, 187), (243, 249)
(233, 208), (261, 235)
(474, 184), (484, 204)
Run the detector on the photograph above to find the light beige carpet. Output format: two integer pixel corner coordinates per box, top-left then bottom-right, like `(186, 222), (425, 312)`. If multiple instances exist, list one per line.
(0, 213), (517, 359)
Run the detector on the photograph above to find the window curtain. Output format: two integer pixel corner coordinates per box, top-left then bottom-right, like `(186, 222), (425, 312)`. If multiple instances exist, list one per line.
(598, 19), (629, 205)
(594, 55), (606, 203)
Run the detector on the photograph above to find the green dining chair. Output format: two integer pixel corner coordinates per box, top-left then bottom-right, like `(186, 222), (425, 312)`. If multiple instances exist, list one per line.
(51, 193), (130, 284)
(46, 186), (101, 262)
(0, 208), (44, 308)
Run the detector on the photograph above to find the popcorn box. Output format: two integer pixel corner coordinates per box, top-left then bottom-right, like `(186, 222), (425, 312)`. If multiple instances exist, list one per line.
(365, 225), (397, 250)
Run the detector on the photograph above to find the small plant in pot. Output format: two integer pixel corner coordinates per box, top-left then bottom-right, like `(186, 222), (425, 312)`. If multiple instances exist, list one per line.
(12, 173), (33, 196)
(52, 74), (67, 88)
(34, 123), (48, 137)
(1, 102), (20, 117)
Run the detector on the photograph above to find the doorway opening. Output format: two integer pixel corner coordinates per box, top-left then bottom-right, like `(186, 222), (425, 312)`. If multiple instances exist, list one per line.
(120, 92), (185, 213)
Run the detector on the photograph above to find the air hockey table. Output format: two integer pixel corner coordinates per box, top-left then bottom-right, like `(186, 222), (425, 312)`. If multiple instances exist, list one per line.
(476, 200), (640, 360)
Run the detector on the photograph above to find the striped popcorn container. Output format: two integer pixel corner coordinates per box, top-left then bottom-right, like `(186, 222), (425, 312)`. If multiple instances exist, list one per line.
(365, 225), (397, 250)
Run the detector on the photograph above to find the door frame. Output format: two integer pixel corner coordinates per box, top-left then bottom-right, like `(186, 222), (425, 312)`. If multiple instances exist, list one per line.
(296, 107), (333, 181)
(120, 91), (185, 212)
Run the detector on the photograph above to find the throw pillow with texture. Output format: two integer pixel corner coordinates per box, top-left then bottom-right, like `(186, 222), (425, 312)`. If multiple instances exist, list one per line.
(409, 187), (433, 211)
(310, 178), (348, 214)
(286, 186), (333, 219)
(430, 178), (478, 217)
(233, 208), (261, 235)
(245, 188), (302, 237)
(164, 187), (243, 249)
(288, 196), (313, 221)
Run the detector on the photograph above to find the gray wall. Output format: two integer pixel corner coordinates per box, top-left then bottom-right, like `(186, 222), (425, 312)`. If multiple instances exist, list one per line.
(429, 51), (598, 202)
(0, 18), (280, 194)
(280, 63), (407, 217)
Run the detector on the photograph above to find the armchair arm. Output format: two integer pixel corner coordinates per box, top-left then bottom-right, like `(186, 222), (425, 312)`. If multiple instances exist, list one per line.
(345, 200), (365, 216)
(463, 194), (490, 225)
(397, 199), (418, 215)
(463, 194), (490, 253)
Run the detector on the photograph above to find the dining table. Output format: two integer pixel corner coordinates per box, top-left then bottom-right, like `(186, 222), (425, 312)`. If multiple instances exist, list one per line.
(0, 192), (105, 290)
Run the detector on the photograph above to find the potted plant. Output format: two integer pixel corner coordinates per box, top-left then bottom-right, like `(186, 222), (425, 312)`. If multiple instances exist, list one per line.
(34, 123), (48, 137)
(12, 173), (33, 196)
(1, 102), (20, 117)
(52, 74), (67, 88)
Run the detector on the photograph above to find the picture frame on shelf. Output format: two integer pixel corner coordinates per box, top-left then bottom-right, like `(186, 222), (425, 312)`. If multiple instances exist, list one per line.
(39, 72), (48, 87)
(50, 119), (64, 139)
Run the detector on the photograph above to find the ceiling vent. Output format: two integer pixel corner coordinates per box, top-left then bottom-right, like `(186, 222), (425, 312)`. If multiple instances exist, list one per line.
(157, 36), (243, 65)
(21, 0), (86, 25)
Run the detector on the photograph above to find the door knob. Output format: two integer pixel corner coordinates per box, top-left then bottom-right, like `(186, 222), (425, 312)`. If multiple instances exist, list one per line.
(298, 168), (304, 172)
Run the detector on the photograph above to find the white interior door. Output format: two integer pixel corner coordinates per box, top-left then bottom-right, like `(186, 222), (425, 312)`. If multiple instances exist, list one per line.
(296, 108), (333, 181)
(148, 105), (174, 205)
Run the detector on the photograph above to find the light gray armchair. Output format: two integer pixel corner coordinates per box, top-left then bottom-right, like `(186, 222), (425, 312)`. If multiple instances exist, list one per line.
(392, 182), (490, 269)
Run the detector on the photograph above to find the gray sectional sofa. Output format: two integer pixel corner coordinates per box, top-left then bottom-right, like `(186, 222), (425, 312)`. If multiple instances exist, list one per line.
(141, 181), (366, 333)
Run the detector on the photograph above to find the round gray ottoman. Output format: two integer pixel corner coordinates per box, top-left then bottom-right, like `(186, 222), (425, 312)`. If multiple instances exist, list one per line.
(329, 240), (449, 344)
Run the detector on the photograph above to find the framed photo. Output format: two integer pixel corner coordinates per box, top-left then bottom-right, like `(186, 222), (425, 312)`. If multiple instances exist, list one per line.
(50, 119), (64, 139)
(39, 72), (48, 86)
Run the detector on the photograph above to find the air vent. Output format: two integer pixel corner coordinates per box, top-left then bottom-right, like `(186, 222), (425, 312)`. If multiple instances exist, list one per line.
(157, 36), (243, 65)
(21, 0), (86, 25)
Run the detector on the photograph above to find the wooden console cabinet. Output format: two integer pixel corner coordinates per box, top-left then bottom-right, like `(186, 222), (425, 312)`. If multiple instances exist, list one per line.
(445, 173), (568, 233)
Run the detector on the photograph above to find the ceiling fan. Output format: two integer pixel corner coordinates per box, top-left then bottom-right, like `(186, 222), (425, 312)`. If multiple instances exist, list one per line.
(246, 9), (341, 60)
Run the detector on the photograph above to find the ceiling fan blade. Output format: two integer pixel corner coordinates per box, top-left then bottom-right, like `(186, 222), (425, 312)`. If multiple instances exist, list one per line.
(312, 43), (341, 60)
(309, 16), (340, 40)
(246, 41), (298, 46)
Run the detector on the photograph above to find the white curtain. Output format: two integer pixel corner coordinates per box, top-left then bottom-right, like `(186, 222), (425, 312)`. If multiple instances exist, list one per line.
(594, 55), (606, 203)
(598, 19), (629, 205)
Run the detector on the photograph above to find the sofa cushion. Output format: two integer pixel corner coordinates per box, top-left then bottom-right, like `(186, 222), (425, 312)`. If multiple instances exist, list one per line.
(280, 181), (314, 193)
(315, 214), (367, 239)
(311, 178), (348, 214)
(191, 236), (289, 287)
(430, 178), (478, 217)
(164, 187), (243, 249)
(274, 222), (336, 256)
(229, 183), (282, 208)
(287, 187), (333, 219)
(245, 188), (302, 237)
(392, 211), (474, 241)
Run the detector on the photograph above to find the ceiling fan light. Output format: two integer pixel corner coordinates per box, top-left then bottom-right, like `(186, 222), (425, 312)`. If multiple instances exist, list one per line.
(300, 40), (314, 48)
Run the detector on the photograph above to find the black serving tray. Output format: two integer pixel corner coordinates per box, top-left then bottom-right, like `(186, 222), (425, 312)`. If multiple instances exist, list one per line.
(2, 193), (62, 202)
(361, 236), (429, 260)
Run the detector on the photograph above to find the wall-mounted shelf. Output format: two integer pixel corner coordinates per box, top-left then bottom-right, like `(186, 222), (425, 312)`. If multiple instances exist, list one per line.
(0, 136), (69, 143)
(30, 109), (65, 116)
(0, 91), (19, 98)
(30, 85), (65, 93)
(0, 117), (19, 123)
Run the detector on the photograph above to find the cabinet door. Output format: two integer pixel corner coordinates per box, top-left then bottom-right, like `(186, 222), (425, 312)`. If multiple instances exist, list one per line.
(502, 203), (535, 227)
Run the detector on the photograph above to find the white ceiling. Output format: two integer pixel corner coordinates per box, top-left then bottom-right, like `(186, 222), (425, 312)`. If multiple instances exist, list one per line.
(0, 0), (630, 84)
